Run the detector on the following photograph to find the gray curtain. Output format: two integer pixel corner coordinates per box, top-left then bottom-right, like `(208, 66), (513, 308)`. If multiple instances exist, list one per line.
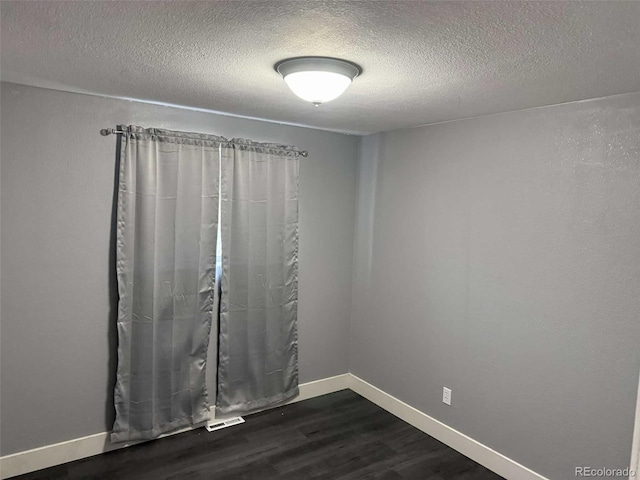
(216, 139), (300, 415)
(112, 126), (225, 442)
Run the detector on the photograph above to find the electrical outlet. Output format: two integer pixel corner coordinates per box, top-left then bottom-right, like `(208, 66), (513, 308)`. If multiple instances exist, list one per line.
(442, 387), (452, 406)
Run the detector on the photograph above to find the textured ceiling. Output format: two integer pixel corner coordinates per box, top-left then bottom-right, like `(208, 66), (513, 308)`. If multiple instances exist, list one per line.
(2, 1), (640, 134)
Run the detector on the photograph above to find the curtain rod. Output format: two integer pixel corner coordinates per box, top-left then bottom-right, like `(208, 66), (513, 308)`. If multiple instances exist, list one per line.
(100, 128), (308, 157)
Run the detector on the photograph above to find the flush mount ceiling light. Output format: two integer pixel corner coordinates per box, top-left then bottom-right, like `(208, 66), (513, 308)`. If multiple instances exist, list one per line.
(275, 57), (362, 107)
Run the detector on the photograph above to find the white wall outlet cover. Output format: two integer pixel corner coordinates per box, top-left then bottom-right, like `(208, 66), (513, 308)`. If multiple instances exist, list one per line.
(443, 387), (452, 406)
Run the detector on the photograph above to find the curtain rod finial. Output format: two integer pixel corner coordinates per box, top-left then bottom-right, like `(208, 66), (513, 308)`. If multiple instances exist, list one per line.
(100, 128), (112, 136)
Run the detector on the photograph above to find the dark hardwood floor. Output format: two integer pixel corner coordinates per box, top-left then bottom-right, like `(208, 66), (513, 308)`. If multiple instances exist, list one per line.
(15, 390), (503, 479)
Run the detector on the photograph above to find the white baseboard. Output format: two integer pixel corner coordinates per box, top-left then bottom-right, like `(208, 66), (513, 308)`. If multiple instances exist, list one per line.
(348, 374), (549, 480)
(288, 373), (351, 404)
(0, 373), (350, 479)
(1, 373), (547, 480)
(1, 431), (112, 480)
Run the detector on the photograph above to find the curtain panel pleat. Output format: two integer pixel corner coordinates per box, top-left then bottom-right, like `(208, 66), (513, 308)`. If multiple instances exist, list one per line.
(112, 126), (225, 442)
(216, 140), (300, 415)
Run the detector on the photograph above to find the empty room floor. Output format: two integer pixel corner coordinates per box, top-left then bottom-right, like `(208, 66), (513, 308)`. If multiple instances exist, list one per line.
(13, 390), (502, 479)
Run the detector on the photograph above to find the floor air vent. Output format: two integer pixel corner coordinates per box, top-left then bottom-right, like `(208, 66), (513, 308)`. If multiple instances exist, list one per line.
(205, 417), (245, 432)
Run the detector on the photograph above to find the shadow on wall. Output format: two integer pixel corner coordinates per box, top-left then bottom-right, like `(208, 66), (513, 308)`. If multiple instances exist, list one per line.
(104, 134), (121, 432)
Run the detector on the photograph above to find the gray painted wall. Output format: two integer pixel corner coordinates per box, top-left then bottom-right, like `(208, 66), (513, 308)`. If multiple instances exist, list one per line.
(351, 93), (640, 480)
(0, 82), (358, 455)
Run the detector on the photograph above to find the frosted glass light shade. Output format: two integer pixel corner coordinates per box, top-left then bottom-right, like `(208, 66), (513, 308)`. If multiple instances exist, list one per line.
(276, 57), (361, 105)
(283, 71), (352, 104)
